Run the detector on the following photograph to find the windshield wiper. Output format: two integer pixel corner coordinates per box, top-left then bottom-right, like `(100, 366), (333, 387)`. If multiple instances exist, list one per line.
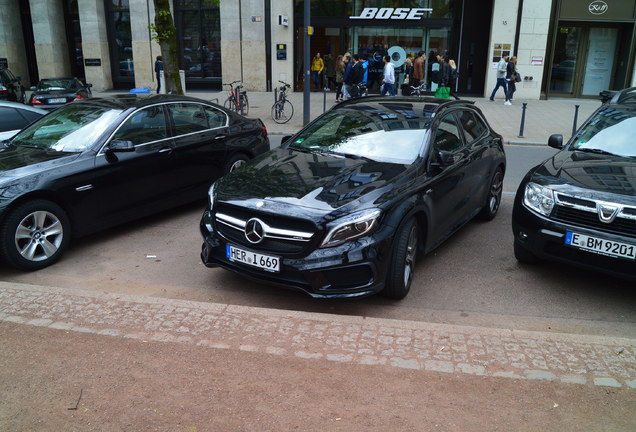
(13, 143), (45, 150)
(575, 147), (617, 157)
(314, 149), (374, 162)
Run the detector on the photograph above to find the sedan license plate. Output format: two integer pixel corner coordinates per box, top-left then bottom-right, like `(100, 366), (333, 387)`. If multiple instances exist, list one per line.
(565, 231), (636, 261)
(48, 98), (66, 104)
(226, 245), (280, 272)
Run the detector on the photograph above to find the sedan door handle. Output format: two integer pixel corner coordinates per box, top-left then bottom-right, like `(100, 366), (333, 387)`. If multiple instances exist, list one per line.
(158, 147), (173, 154)
(214, 135), (227, 140)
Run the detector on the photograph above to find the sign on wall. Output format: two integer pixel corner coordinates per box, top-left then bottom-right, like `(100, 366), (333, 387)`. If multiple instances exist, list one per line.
(559, 0), (635, 20)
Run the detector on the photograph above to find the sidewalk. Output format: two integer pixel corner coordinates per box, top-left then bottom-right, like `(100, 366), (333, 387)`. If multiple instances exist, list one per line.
(1, 282), (635, 431)
(93, 88), (602, 145)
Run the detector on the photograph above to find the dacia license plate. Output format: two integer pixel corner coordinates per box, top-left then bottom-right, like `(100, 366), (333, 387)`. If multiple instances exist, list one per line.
(48, 98), (66, 104)
(226, 244), (280, 272)
(565, 231), (636, 261)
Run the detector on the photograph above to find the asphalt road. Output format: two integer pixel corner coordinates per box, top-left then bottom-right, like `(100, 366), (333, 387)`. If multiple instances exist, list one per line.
(1, 144), (634, 340)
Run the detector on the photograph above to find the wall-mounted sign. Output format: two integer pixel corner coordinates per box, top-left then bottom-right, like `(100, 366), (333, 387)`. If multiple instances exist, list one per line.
(531, 56), (544, 66)
(84, 58), (101, 66)
(350, 8), (432, 20)
(278, 15), (288, 26)
(0, 58), (7, 68)
(251, 16), (262, 22)
(559, 0), (634, 20)
(492, 43), (511, 63)
(276, 44), (287, 61)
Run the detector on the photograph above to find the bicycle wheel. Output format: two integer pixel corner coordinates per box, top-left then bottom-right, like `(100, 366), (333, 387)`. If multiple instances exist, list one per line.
(239, 94), (249, 116)
(271, 100), (293, 124)
(224, 97), (236, 112)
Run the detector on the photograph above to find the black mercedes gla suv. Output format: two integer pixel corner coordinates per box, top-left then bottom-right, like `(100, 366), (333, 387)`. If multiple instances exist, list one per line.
(512, 87), (636, 280)
(201, 96), (506, 299)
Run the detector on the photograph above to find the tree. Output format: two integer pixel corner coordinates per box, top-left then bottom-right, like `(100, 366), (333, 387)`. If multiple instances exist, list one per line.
(150, 0), (183, 94)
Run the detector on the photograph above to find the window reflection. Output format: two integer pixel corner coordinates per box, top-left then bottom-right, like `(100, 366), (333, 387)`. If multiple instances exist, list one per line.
(107, 1), (134, 80)
(177, 1), (222, 82)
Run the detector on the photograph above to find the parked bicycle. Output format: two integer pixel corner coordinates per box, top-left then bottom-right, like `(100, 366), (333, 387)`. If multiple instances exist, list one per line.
(223, 80), (249, 116)
(271, 81), (293, 124)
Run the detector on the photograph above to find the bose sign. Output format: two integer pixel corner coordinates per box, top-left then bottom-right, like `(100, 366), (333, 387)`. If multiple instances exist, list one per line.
(350, 7), (432, 20)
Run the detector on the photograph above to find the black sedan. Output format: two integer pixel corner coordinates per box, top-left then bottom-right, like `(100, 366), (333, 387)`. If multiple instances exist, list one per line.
(29, 77), (92, 110)
(200, 96), (506, 299)
(0, 94), (269, 270)
(512, 87), (636, 280)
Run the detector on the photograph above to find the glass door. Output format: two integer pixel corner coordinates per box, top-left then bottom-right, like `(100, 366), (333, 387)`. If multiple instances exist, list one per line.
(550, 26), (582, 95)
(581, 28), (617, 96)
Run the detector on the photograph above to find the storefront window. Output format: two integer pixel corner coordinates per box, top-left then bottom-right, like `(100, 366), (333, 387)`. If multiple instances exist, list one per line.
(176, 0), (221, 85)
(106, 0), (134, 82)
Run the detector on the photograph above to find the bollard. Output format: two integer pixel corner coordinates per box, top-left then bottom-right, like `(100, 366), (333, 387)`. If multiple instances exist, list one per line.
(518, 102), (528, 138)
(572, 104), (580, 137)
(323, 87), (328, 113)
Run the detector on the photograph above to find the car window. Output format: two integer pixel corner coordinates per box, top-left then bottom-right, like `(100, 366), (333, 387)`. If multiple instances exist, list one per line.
(113, 105), (167, 146)
(0, 107), (28, 132)
(168, 103), (209, 135)
(433, 114), (463, 153)
(21, 110), (42, 123)
(571, 106), (636, 158)
(204, 106), (226, 129)
(12, 104), (122, 152)
(457, 110), (486, 144)
(287, 105), (428, 164)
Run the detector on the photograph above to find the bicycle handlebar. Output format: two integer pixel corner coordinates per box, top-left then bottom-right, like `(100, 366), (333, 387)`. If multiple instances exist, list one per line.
(223, 80), (242, 87)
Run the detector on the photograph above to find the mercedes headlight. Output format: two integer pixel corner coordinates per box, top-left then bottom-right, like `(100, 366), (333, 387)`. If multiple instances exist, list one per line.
(207, 182), (217, 209)
(321, 209), (382, 248)
(523, 182), (555, 217)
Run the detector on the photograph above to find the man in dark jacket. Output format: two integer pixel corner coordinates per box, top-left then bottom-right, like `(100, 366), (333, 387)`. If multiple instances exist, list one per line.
(348, 54), (364, 98)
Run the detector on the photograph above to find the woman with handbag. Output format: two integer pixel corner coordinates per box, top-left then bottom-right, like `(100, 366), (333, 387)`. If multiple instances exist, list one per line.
(506, 56), (518, 104)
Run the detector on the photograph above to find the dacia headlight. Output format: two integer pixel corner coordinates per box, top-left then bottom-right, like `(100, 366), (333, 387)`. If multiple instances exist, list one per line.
(321, 209), (382, 248)
(523, 182), (555, 217)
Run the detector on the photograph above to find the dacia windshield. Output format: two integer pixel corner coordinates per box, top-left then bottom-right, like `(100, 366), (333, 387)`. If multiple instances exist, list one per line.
(570, 106), (636, 158)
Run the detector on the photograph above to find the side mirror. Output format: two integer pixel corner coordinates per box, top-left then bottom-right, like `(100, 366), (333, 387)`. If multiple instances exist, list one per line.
(436, 150), (456, 167)
(86, 83), (93, 88)
(281, 135), (293, 145)
(548, 134), (564, 150)
(106, 139), (135, 153)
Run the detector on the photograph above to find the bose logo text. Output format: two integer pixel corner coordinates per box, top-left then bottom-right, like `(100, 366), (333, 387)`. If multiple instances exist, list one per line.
(350, 8), (432, 20)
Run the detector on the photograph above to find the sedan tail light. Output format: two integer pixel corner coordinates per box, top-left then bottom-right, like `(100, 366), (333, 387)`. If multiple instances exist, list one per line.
(73, 94), (85, 101)
(0, 85), (8, 95)
(31, 96), (43, 105)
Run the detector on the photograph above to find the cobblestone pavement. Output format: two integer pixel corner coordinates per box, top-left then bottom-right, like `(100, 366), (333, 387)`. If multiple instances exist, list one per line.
(2, 282), (635, 390)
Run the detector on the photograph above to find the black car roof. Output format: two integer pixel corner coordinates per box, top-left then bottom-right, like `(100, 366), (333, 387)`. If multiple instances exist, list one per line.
(333, 96), (477, 120)
(73, 94), (215, 110)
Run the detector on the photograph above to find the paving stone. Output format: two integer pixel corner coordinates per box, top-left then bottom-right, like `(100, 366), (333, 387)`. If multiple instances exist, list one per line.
(0, 283), (635, 388)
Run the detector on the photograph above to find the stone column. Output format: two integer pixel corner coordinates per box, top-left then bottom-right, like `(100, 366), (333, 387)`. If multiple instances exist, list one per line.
(221, 0), (267, 91)
(0, 0), (29, 86)
(77, 0), (112, 91)
(130, 0), (162, 90)
(30, 0), (71, 79)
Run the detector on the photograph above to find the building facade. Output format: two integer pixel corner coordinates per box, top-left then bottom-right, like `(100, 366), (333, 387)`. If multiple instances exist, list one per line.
(1, 0), (635, 99)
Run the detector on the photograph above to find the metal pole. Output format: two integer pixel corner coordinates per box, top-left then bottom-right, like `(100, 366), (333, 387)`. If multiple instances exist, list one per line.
(303, 1), (311, 126)
(323, 87), (327, 112)
(518, 102), (527, 138)
(572, 104), (580, 137)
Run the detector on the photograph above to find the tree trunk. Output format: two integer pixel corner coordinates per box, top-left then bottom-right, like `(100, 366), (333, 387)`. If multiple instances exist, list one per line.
(152, 0), (183, 95)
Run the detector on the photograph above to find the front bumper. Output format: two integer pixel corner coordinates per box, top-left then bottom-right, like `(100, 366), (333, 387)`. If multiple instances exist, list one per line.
(512, 202), (636, 280)
(199, 211), (392, 299)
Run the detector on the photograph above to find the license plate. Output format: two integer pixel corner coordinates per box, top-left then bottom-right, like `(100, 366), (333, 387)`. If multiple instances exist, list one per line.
(226, 245), (280, 272)
(48, 98), (66, 104)
(565, 231), (636, 261)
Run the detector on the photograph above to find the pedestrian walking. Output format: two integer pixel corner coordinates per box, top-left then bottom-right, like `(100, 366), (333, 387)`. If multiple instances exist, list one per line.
(325, 54), (336, 91)
(310, 52), (324, 91)
(506, 55), (519, 104)
(380, 55), (396, 96)
(490, 54), (509, 103)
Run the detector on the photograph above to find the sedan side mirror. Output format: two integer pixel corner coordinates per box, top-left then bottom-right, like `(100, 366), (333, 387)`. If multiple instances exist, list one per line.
(106, 139), (135, 153)
(86, 83), (93, 88)
(435, 150), (456, 167)
(548, 134), (564, 150)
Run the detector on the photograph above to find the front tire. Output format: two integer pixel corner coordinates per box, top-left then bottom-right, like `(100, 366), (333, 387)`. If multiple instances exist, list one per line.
(383, 218), (419, 300)
(477, 167), (503, 221)
(0, 200), (71, 271)
(271, 100), (294, 124)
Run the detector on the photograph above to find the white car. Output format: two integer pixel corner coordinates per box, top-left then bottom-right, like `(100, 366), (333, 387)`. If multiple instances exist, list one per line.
(0, 101), (47, 141)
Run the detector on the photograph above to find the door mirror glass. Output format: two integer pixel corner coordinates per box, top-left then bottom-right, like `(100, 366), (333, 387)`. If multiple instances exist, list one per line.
(107, 139), (135, 153)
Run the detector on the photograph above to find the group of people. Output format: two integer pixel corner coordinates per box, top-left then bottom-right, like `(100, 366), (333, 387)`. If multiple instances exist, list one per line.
(403, 50), (458, 95)
(489, 53), (520, 105)
(311, 49), (459, 100)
